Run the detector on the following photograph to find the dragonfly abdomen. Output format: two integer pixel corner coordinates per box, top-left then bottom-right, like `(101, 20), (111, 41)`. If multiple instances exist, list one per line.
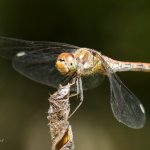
(102, 56), (150, 73)
(113, 61), (150, 72)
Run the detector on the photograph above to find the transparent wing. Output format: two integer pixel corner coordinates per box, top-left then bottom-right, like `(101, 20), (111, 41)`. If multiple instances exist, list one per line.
(0, 36), (79, 88)
(0, 36), (79, 59)
(81, 73), (104, 90)
(100, 55), (145, 129)
(108, 73), (145, 128)
(69, 72), (105, 91)
(12, 48), (78, 88)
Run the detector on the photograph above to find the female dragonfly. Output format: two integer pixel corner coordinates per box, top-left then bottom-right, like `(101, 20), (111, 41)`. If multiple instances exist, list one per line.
(0, 36), (149, 129)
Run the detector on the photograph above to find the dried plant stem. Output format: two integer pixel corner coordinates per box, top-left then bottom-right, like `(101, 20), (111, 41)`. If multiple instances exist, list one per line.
(47, 84), (74, 150)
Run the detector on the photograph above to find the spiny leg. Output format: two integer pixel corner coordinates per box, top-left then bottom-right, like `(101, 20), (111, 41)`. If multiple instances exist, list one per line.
(69, 77), (79, 98)
(69, 77), (84, 118)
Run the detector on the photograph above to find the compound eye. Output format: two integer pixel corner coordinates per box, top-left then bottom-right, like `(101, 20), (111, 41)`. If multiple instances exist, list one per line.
(55, 53), (72, 75)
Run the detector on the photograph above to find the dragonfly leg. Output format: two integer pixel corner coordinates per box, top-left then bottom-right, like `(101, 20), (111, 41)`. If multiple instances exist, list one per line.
(69, 77), (79, 98)
(69, 77), (84, 118)
(69, 93), (78, 98)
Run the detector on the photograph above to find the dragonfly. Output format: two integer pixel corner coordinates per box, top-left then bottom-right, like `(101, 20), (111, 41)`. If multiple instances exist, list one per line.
(0, 36), (149, 129)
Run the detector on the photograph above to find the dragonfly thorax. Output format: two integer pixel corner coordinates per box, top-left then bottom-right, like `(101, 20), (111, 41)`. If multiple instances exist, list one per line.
(74, 48), (105, 76)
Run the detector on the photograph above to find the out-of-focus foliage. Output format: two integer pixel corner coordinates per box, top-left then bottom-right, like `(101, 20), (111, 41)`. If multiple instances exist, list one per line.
(0, 0), (149, 150)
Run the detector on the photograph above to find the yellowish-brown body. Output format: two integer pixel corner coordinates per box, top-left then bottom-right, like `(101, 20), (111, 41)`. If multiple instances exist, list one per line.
(74, 48), (105, 75)
(55, 48), (150, 77)
(55, 48), (105, 76)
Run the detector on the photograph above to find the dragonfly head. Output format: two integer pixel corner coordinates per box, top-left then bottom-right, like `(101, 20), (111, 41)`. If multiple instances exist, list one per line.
(55, 53), (77, 75)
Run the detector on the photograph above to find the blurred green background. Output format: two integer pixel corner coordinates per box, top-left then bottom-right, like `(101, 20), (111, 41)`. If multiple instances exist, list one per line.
(0, 0), (150, 150)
